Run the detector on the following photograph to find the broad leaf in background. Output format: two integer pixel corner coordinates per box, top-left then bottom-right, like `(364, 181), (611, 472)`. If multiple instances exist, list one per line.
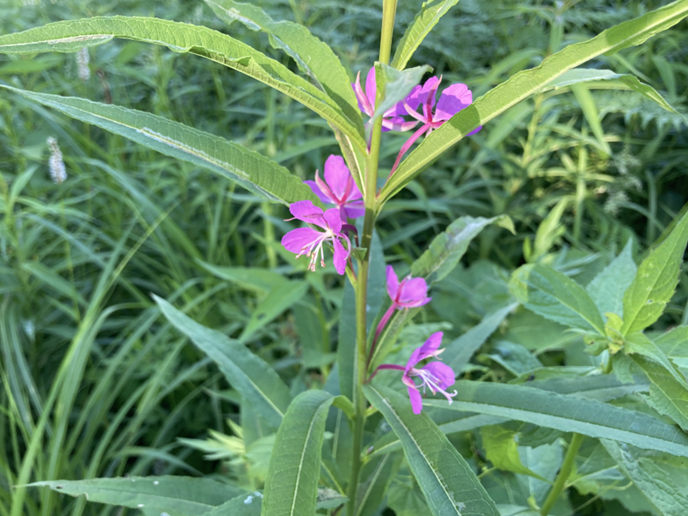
(391, 0), (461, 71)
(510, 264), (606, 335)
(621, 206), (688, 335)
(364, 385), (501, 516)
(381, 0), (688, 201)
(656, 326), (688, 369)
(197, 263), (287, 294)
(422, 381), (688, 457)
(29, 477), (243, 516)
(202, 493), (262, 516)
(0, 17), (367, 151)
(632, 355), (688, 431)
(239, 280), (309, 341)
(545, 68), (682, 115)
(0, 86), (320, 206)
(203, 0), (363, 134)
(586, 240), (636, 319)
(262, 390), (334, 516)
(603, 440), (688, 516)
(155, 296), (291, 428)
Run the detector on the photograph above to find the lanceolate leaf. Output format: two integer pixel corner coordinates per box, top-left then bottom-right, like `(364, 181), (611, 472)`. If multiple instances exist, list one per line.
(632, 355), (688, 431)
(0, 86), (320, 206)
(29, 477), (243, 516)
(422, 381), (688, 458)
(391, 0), (461, 71)
(510, 264), (606, 335)
(621, 206), (688, 335)
(203, 493), (262, 515)
(364, 385), (501, 516)
(262, 390), (334, 516)
(0, 16), (366, 150)
(586, 240), (636, 318)
(204, 0), (362, 130)
(545, 68), (681, 114)
(381, 0), (688, 201)
(155, 296), (291, 428)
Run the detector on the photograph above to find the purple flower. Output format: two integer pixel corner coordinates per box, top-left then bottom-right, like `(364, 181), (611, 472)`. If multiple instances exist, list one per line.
(352, 67), (418, 133)
(372, 332), (457, 414)
(391, 76), (480, 175)
(281, 200), (351, 275)
(304, 155), (364, 221)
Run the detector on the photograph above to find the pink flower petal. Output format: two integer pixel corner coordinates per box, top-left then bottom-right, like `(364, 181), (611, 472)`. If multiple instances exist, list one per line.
(407, 385), (424, 414)
(344, 201), (365, 220)
(405, 347), (422, 373)
(332, 237), (348, 275)
(417, 332), (443, 361)
(353, 72), (373, 116)
(365, 67), (377, 110)
(422, 361), (456, 390)
(386, 265), (399, 302)
(304, 180), (334, 205)
(324, 208), (343, 234)
(289, 200), (326, 227)
(324, 155), (351, 201)
(398, 277), (429, 306)
(435, 83), (472, 121)
(281, 227), (321, 254)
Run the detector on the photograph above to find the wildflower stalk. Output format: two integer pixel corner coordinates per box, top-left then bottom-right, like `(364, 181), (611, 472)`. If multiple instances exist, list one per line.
(346, 2), (397, 514)
(539, 433), (584, 516)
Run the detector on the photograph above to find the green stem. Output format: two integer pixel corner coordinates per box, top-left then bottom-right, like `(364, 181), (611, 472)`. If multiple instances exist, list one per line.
(540, 433), (584, 516)
(346, 3), (397, 515)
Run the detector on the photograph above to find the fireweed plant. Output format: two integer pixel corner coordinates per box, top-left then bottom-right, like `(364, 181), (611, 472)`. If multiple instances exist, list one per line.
(2, 1), (688, 516)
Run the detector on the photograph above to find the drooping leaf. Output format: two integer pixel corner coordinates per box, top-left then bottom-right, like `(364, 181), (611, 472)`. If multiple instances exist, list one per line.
(262, 390), (334, 516)
(0, 85), (320, 206)
(422, 380), (688, 457)
(602, 440), (688, 516)
(372, 63), (431, 122)
(204, 0), (362, 134)
(0, 16), (366, 150)
(29, 477), (243, 516)
(570, 83), (612, 155)
(510, 264), (606, 335)
(622, 206), (688, 335)
(586, 240), (636, 319)
(155, 296), (291, 427)
(480, 425), (546, 480)
(545, 68), (682, 114)
(391, 0), (461, 71)
(411, 215), (514, 283)
(381, 0), (688, 201)
(364, 385), (501, 516)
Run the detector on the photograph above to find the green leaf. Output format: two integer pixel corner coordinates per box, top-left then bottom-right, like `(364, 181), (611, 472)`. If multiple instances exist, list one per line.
(655, 325), (688, 368)
(29, 476), (243, 516)
(602, 441), (688, 516)
(240, 280), (309, 341)
(625, 332), (688, 391)
(545, 68), (681, 114)
(570, 83), (612, 155)
(380, 0), (688, 201)
(421, 380), (688, 457)
(0, 16), (366, 150)
(510, 264), (606, 335)
(391, 0), (461, 71)
(480, 425), (546, 480)
(527, 199), (567, 262)
(632, 355), (688, 431)
(0, 85), (320, 206)
(621, 206), (688, 335)
(364, 385), (501, 516)
(197, 262), (288, 293)
(353, 453), (401, 516)
(203, 0), (362, 133)
(586, 240), (636, 318)
(262, 390), (334, 516)
(411, 215), (514, 284)
(444, 304), (517, 372)
(203, 493), (262, 515)
(154, 296), (291, 427)
(372, 63), (431, 121)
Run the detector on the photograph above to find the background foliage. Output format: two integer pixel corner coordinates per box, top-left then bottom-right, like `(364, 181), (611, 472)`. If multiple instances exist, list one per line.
(1, 0), (687, 515)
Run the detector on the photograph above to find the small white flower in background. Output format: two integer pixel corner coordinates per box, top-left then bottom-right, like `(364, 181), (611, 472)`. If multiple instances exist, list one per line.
(47, 137), (67, 184)
(76, 47), (90, 81)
